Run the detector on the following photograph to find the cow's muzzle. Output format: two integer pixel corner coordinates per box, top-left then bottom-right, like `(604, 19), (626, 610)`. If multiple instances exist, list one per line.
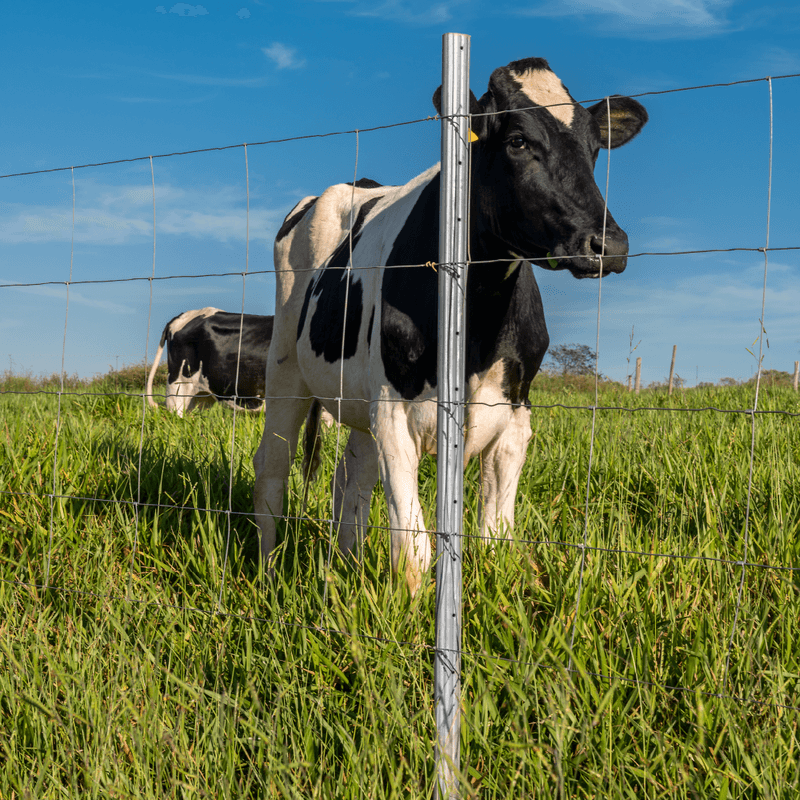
(574, 231), (628, 278)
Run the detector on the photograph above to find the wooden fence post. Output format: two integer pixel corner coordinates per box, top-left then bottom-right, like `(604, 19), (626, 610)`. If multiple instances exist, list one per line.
(793, 361), (799, 391)
(635, 357), (642, 395)
(668, 345), (677, 396)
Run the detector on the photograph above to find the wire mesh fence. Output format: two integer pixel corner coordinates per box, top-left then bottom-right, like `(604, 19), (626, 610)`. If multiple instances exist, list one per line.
(2, 41), (800, 797)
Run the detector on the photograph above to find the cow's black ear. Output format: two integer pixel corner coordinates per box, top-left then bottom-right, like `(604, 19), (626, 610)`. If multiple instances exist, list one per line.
(589, 96), (648, 149)
(468, 90), (489, 142)
(432, 85), (443, 115)
(433, 87), (487, 143)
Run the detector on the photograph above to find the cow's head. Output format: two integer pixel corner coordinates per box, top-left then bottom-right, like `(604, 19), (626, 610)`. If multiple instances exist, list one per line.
(434, 57), (648, 278)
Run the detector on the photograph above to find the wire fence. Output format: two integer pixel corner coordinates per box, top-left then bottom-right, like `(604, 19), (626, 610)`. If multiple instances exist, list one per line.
(2, 45), (800, 794)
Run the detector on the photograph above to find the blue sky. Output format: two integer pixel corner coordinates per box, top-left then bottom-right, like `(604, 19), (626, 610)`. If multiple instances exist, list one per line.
(1, 0), (799, 387)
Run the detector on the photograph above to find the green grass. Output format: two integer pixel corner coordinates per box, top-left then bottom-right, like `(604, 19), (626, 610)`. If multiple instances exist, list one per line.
(2, 373), (800, 798)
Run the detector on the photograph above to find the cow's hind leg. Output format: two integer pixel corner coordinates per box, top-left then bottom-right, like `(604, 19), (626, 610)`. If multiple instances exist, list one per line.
(478, 406), (532, 543)
(253, 391), (312, 569)
(332, 428), (379, 560)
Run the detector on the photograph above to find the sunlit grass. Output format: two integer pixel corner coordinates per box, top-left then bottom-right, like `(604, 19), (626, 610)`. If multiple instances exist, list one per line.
(2, 374), (800, 797)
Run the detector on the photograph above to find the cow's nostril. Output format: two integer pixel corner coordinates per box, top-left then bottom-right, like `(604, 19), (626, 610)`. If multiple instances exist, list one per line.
(590, 235), (605, 256)
(588, 233), (628, 258)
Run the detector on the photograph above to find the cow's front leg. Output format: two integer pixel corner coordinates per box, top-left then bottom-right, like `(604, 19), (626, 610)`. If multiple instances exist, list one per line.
(478, 405), (532, 542)
(332, 428), (379, 560)
(253, 392), (311, 570)
(372, 402), (432, 595)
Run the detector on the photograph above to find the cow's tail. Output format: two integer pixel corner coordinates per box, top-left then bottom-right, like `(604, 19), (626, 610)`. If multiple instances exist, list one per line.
(299, 399), (326, 519)
(301, 399), (325, 483)
(145, 324), (170, 409)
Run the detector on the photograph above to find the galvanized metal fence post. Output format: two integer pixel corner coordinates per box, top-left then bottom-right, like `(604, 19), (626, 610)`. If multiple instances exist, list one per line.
(435, 31), (470, 800)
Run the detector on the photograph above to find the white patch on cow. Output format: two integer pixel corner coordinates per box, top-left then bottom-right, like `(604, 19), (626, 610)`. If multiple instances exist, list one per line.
(168, 306), (221, 336)
(464, 360), (513, 461)
(511, 68), (575, 128)
(165, 359), (214, 417)
(462, 359), (532, 540)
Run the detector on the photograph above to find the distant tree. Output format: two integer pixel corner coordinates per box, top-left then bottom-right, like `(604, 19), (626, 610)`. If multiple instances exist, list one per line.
(720, 377), (739, 387)
(748, 369), (792, 387)
(546, 343), (597, 376)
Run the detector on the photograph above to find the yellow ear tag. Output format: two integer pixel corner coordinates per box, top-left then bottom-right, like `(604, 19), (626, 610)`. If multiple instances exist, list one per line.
(468, 129), (479, 143)
(546, 252), (559, 269)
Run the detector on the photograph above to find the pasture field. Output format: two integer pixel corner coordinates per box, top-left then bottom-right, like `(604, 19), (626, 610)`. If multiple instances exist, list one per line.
(2, 371), (800, 798)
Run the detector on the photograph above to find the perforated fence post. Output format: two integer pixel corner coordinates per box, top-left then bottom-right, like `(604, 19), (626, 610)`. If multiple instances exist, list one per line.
(435, 31), (469, 800)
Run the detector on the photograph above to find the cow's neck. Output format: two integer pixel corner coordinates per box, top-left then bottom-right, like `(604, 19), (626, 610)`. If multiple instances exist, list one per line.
(466, 219), (527, 301)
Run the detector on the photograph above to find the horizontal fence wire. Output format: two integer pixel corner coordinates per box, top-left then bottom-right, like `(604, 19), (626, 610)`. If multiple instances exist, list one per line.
(4, 246), (800, 291)
(2, 69), (798, 182)
(4, 467), (800, 579)
(2, 386), (799, 418)
(2, 68), (800, 741)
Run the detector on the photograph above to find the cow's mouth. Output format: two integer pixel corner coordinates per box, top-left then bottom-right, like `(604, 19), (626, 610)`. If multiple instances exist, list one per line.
(539, 235), (628, 279)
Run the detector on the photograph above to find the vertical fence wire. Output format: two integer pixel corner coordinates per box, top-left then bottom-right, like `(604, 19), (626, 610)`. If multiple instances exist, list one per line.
(723, 76), (774, 692)
(44, 166), (76, 589)
(567, 97), (613, 669)
(218, 143), (251, 611)
(128, 156), (158, 600)
(322, 129), (361, 614)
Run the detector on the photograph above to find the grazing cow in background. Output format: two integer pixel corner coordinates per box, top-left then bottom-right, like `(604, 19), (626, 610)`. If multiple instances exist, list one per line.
(146, 308), (335, 474)
(253, 57), (648, 594)
(146, 308), (274, 417)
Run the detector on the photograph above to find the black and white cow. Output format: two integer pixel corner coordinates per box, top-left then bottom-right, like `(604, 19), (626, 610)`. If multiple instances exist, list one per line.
(146, 307), (274, 416)
(253, 57), (648, 594)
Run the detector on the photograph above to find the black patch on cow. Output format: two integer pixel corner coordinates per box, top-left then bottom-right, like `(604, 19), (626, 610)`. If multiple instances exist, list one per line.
(166, 311), (274, 409)
(298, 196), (383, 362)
(296, 283), (314, 347)
(366, 307), (375, 349)
(467, 260), (549, 406)
(380, 176), (441, 399)
(354, 177), (383, 189)
(380, 172), (550, 403)
(308, 266), (364, 362)
(276, 197), (318, 243)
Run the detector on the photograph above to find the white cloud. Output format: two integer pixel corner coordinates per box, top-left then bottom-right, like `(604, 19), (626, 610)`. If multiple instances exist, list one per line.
(0, 281), (135, 314)
(315, 0), (466, 25)
(748, 46), (800, 78)
(262, 43), (306, 70)
(638, 215), (698, 252)
(0, 181), (285, 246)
(519, 0), (736, 37)
(167, 3), (209, 16)
(352, 0), (457, 24)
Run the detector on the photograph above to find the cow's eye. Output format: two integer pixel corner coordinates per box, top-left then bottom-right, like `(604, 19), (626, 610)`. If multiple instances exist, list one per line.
(508, 135), (526, 149)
